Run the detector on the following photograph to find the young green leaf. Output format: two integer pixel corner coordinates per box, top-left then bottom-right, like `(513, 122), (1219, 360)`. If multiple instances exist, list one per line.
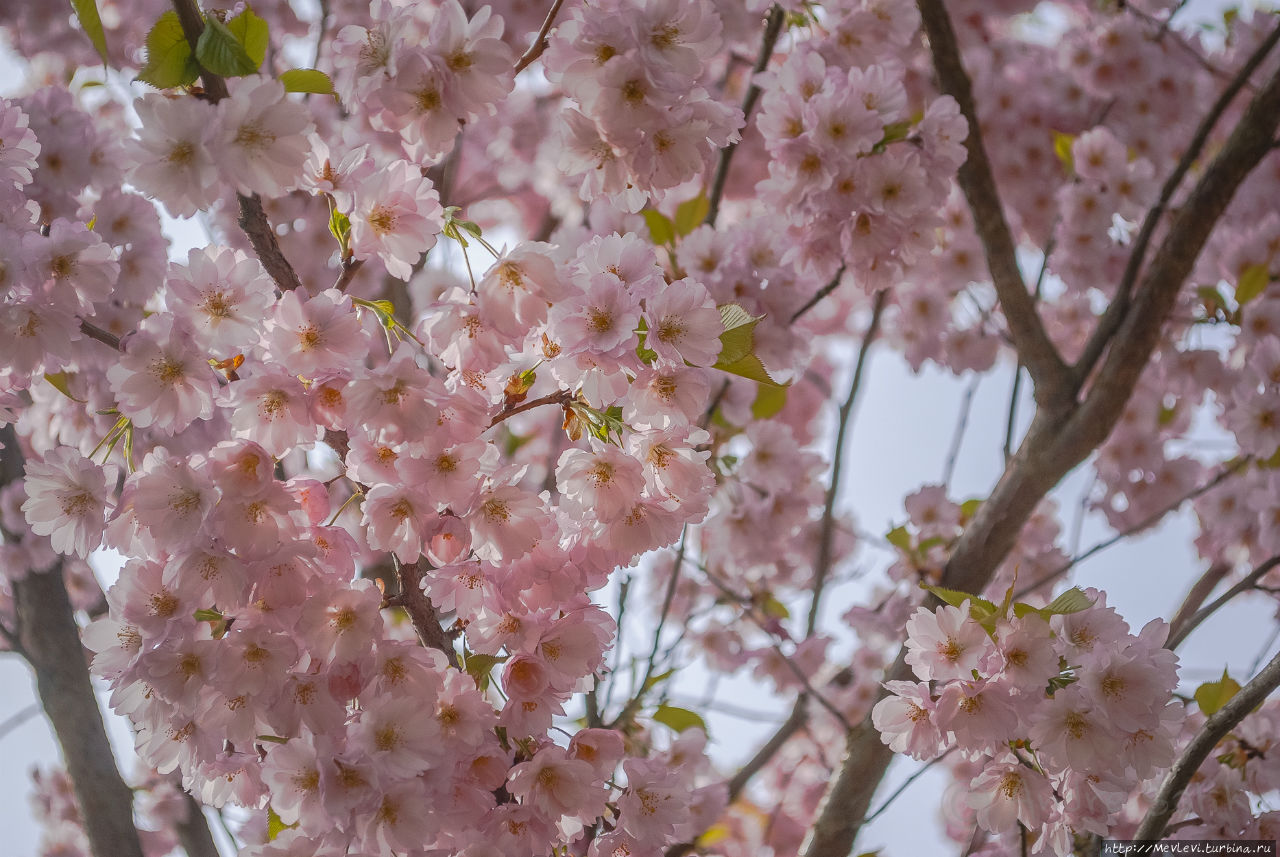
(196, 16), (259, 78)
(280, 68), (335, 95)
(653, 703), (708, 734)
(919, 582), (998, 619)
(751, 382), (787, 419)
(226, 6), (269, 68)
(70, 0), (110, 66)
(1040, 587), (1093, 616)
(1052, 130), (1076, 174)
(642, 209), (675, 246)
(1194, 668), (1241, 716)
(1236, 263), (1271, 306)
(137, 12), (200, 89)
(674, 193), (710, 236)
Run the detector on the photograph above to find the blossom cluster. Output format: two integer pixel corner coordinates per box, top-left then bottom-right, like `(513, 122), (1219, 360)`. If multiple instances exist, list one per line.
(873, 591), (1182, 854)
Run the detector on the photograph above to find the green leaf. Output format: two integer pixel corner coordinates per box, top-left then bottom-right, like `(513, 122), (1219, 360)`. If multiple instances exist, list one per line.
(1052, 130), (1075, 174)
(1236, 263), (1271, 306)
(959, 498), (982, 519)
(878, 120), (912, 148)
(920, 583), (998, 619)
(137, 11), (200, 89)
(255, 734), (288, 744)
(674, 193), (709, 236)
(193, 608), (223, 622)
(226, 6), (269, 68)
(885, 525), (912, 552)
(1194, 668), (1241, 716)
(70, 0), (110, 66)
(713, 304), (786, 387)
(464, 653), (507, 690)
(329, 208), (351, 251)
(653, 703), (707, 734)
(642, 209), (675, 246)
(44, 372), (86, 402)
(1040, 587), (1093, 616)
(196, 16), (258, 78)
(751, 383), (787, 419)
(266, 805), (297, 842)
(280, 68), (335, 95)
(643, 668), (675, 692)
(760, 594), (790, 620)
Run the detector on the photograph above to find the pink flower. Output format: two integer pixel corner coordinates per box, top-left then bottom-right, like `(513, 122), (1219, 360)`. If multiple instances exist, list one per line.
(470, 483), (546, 562)
(107, 316), (218, 434)
(966, 755), (1054, 833)
(23, 218), (118, 313)
(214, 76), (312, 197)
(549, 273), (643, 357)
(871, 680), (946, 761)
(349, 159), (445, 280)
(167, 245), (275, 354)
(226, 367), (317, 456)
(904, 601), (995, 682)
(362, 483), (433, 563)
(507, 745), (604, 820)
(21, 446), (115, 557)
(125, 93), (221, 218)
(265, 288), (370, 376)
(350, 693), (442, 777)
(642, 278), (723, 367)
(0, 100), (41, 187)
(556, 442), (646, 523)
(933, 679), (1019, 755)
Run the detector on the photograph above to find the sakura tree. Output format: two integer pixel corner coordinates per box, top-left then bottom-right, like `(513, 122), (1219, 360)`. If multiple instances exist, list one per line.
(2, 0), (1280, 856)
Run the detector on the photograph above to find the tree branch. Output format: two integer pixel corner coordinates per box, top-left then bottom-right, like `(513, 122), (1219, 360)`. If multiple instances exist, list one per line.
(175, 790), (223, 857)
(705, 5), (785, 228)
(79, 319), (121, 351)
(486, 388), (574, 430)
(917, 0), (1071, 406)
(513, 0), (567, 75)
(806, 289), (886, 637)
(393, 558), (460, 669)
(1134, 646), (1280, 840)
(170, 0), (304, 293)
(1, 426), (145, 857)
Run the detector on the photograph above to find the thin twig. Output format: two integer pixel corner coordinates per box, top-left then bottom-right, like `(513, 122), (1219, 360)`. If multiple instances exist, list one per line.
(0, 702), (40, 742)
(790, 265), (847, 324)
(806, 289), (887, 637)
(486, 388), (574, 430)
(858, 749), (953, 827)
(704, 5), (785, 228)
(942, 375), (981, 489)
(1134, 647), (1280, 840)
(1013, 458), (1247, 600)
(606, 537), (687, 730)
(333, 257), (363, 292)
(79, 318), (122, 351)
(1166, 555), (1280, 650)
(514, 0), (567, 74)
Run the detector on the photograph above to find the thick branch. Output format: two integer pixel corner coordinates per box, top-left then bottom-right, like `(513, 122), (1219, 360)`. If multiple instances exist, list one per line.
(1135, 647), (1280, 840)
(395, 559), (460, 669)
(806, 289), (886, 637)
(704, 6), (785, 228)
(1, 427), (145, 857)
(170, 0), (304, 293)
(175, 790), (222, 857)
(917, 0), (1071, 405)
